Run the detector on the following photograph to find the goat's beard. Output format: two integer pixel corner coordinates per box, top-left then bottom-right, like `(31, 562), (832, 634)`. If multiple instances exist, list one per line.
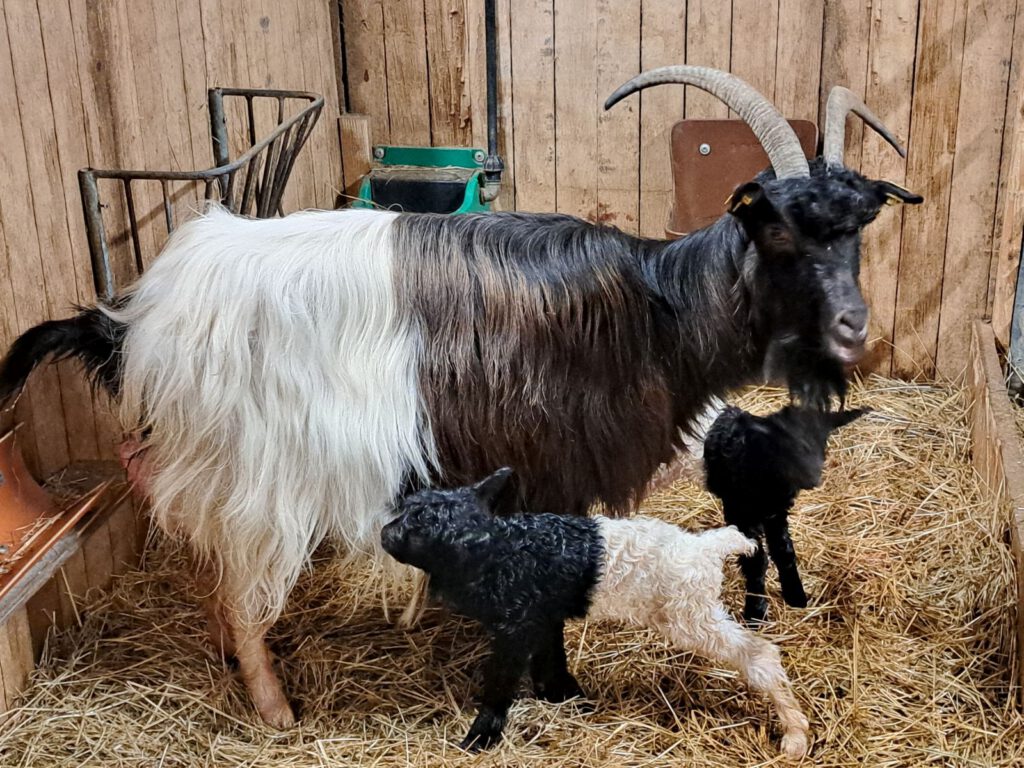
(764, 332), (848, 410)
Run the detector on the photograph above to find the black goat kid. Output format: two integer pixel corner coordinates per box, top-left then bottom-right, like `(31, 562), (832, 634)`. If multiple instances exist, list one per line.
(382, 469), (598, 750)
(704, 405), (868, 623)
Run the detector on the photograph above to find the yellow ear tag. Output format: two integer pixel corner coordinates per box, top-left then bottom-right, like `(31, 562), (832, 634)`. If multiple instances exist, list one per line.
(728, 193), (753, 212)
(885, 193), (902, 206)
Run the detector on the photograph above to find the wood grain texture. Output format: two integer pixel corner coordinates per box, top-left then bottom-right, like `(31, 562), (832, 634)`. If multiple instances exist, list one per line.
(425, 0), (470, 147)
(775, 0), (824, 122)
(595, 0), (641, 233)
(991, 0), (1024, 348)
(968, 320), (1024, 693)
(730, 0), (779, 110)
(509, 0), (555, 212)
(638, 0), (685, 237)
(685, 0), (731, 119)
(553, 0), (597, 219)
(894, 0), (969, 378)
(858, 0), (918, 376)
(343, 0), (391, 143)
(0, 608), (32, 714)
(383, 0), (431, 145)
(820, 0), (872, 171)
(936, 1), (1016, 378)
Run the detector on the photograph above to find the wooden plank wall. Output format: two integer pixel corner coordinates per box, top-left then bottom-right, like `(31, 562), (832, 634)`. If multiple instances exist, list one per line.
(0, 0), (344, 476)
(341, 0), (1024, 380)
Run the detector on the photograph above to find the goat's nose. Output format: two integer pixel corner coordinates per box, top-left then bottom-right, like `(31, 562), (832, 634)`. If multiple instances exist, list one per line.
(833, 308), (868, 346)
(380, 522), (403, 553)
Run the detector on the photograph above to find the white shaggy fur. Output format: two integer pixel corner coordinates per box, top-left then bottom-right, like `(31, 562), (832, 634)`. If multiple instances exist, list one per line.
(109, 207), (435, 625)
(591, 518), (810, 761)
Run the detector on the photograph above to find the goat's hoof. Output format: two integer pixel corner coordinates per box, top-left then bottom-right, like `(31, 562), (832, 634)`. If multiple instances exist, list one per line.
(258, 702), (297, 731)
(782, 590), (808, 609)
(743, 598), (769, 626)
(780, 729), (809, 762)
(536, 673), (586, 704)
(459, 710), (505, 752)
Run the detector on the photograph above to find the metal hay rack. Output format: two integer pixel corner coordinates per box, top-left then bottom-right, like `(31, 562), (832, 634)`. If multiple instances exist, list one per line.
(79, 87), (324, 301)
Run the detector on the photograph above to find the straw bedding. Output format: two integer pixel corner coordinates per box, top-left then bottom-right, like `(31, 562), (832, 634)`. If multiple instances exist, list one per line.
(0, 376), (1021, 766)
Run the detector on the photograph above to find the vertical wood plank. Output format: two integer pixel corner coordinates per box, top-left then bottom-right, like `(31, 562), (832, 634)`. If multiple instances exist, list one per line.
(339, 113), (372, 196)
(595, 0), (641, 232)
(24, 577), (61, 662)
(936, 0), (1016, 378)
(383, 0), (431, 145)
(858, 0), (918, 376)
(992, 2), (1024, 347)
(730, 0), (779, 109)
(554, 0), (597, 219)
(893, 0), (969, 378)
(307, 0), (346, 206)
(425, 0), (470, 147)
(820, 0), (872, 171)
(775, 0), (824, 121)
(343, 0), (391, 143)
(638, 0), (685, 238)
(510, 0), (556, 212)
(685, 0), (731, 119)
(0, 4), (71, 476)
(56, 550), (89, 627)
(82, 518), (116, 595)
(0, 609), (33, 713)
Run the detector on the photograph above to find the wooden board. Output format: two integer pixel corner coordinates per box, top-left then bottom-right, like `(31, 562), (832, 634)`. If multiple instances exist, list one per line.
(339, 113), (373, 200)
(509, 0), (555, 212)
(893, 0), (969, 378)
(425, 0), (470, 148)
(383, 0), (431, 145)
(991, 0), (1024, 349)
(684, 0), (731, 119)
(857, 0), (919, 377)
(0, 608), (33, 715)
(936, 1), (1017, 379)
(637, 0), (685, 237)
(968, 320), (1024, 696)
(775, 0), (823, 122)
(343, 0), (391, 144)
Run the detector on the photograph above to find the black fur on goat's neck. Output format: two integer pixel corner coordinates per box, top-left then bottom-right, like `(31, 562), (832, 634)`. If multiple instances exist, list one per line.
(396, 164), (911, 518)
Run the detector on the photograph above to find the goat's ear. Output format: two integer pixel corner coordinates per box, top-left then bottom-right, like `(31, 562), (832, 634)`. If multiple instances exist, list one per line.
(472, 467), (516, 512)
(873, 181), (923, 207)
(727, 181), (796, 253)
(828, 407), (870, 431)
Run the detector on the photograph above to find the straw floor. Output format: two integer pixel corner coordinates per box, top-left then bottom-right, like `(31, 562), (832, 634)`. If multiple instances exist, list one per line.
(0, 376), (1021, 767)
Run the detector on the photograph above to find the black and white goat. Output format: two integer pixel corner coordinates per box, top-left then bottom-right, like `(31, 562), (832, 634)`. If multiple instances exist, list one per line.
(0, 67), (918, 726)
(704, 405), (868, 623)
(381, 468), (810, 760)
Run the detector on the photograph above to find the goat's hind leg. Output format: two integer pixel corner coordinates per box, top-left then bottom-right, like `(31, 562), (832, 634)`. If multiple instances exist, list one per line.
(738, 537), (770, 625)
(677, 615), (809, 761)
(530, 620), (585, 704)
(766, 520), (807, 608)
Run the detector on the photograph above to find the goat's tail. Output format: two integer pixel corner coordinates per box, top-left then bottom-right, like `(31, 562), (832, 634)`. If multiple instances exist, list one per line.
(0, 306), (126, 408)
(702, 525), (758, 561)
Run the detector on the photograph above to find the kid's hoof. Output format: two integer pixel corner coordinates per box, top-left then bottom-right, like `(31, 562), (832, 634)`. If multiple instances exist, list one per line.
(536, 673), (586, 704)
(780, 729), (809, 762)
(259, 702), (297, 731)
(782, 589), (808, 608)
(743, 596), (769, 626)
(459, 711), (505, 752)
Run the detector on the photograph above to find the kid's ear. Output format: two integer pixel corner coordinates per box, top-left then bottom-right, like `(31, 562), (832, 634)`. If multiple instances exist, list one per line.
(472, 467), (516, 512)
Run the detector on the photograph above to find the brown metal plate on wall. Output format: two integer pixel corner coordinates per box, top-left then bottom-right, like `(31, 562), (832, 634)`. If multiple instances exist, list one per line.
(666, 119), (818, 237)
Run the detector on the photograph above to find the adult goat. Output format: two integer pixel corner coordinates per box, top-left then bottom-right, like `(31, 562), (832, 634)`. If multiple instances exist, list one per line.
(0, 67), (919, 727)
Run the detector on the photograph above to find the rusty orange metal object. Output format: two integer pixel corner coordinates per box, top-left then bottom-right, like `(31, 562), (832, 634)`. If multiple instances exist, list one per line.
(666, 118), (819, 237)
(0, 425), (116, 603)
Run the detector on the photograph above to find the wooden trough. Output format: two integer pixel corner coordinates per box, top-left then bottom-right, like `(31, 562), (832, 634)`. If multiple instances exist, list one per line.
(969, 320), (1024, 695)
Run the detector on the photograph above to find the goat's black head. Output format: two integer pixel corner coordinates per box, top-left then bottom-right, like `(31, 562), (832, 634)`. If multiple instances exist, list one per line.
(729, 169), (921, 404)
(381, 467), (515, 571)
(605, 68), (923, 406)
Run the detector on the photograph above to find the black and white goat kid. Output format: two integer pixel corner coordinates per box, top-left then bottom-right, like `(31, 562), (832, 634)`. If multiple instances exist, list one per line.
(705, 405), (868, 623)
(381, 468), (810, 760)
(0, 67), (919, 726)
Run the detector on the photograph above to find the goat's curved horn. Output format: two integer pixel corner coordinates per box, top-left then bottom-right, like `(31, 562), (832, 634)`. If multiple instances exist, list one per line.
(604, 65), (809, 179)
(823, 86), (906, 166)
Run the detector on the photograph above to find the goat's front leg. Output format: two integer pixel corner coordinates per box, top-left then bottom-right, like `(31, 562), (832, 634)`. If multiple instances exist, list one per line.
(765, 520), (807, 608)
(738, 539), (770, 624)
(530, 620), (585, 703)
(460, 633), (531, 751)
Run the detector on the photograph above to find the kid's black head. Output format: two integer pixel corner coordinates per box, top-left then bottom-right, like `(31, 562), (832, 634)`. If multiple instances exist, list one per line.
(381, 468), (516, 572)
(755, 405), (869, 490)
(728, 170), (921, 407)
